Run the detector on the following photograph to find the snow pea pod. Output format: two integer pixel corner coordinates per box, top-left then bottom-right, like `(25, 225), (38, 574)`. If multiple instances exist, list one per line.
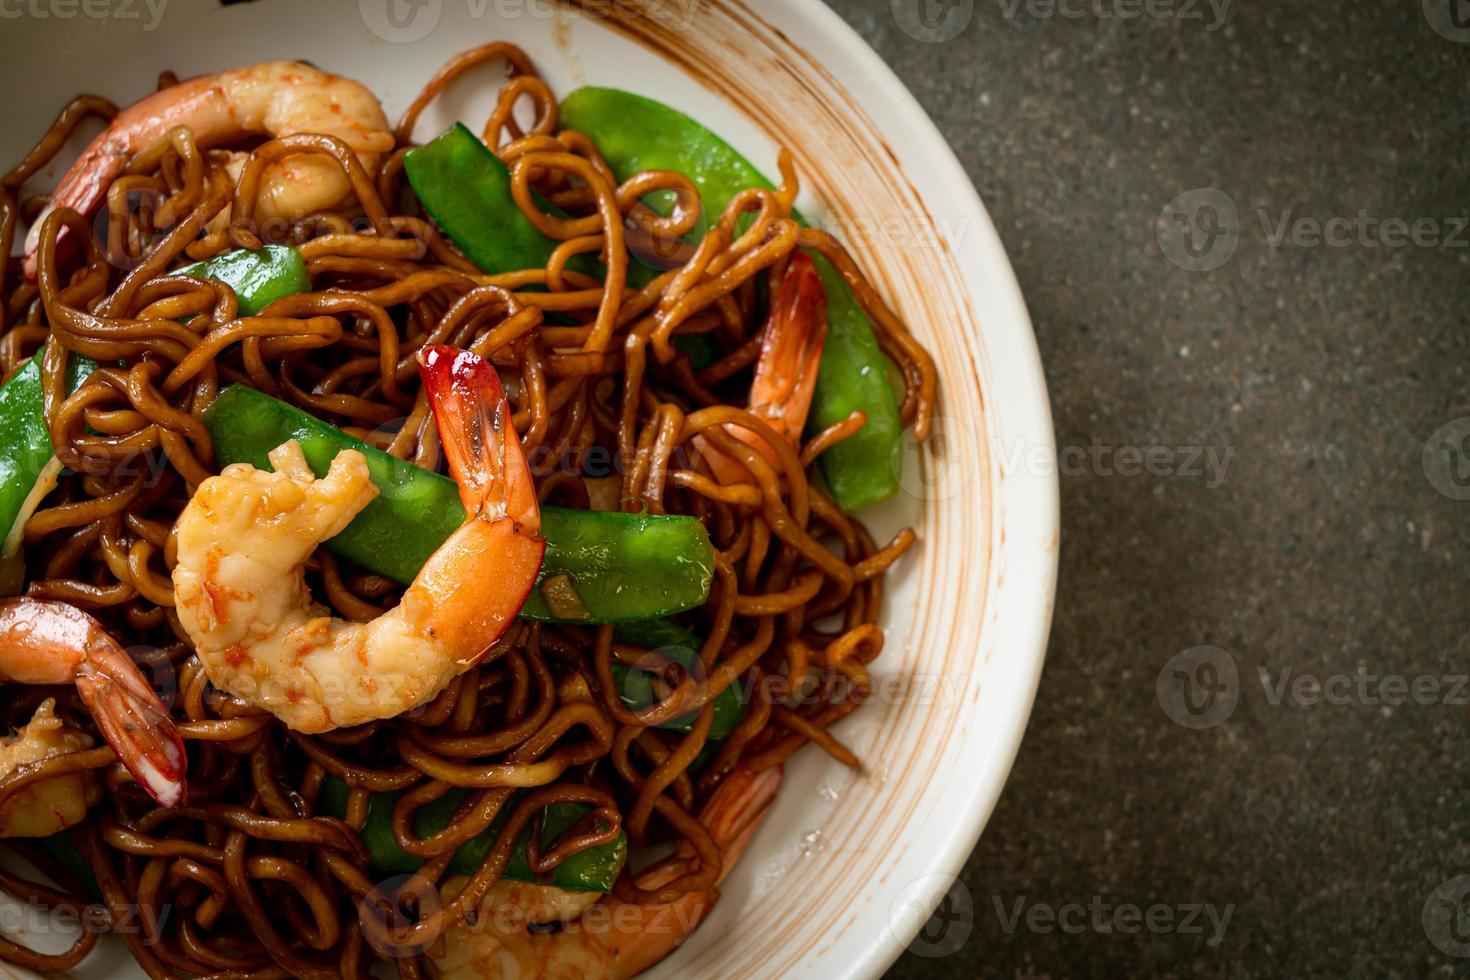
(0, 351), (96, 590)
(38, 831), (100, 901)
(558, 87), (903, 511)
(317, 778), (626, 891)
(201, 384), (715, 622)
(176, 244), (310, 317)
(611, 617), (744, 739)
(405, 122), (581, 276)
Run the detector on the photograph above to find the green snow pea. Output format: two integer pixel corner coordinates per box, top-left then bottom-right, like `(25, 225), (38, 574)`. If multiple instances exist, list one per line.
(558, 87), (903, 511)
(176, 245), (310, 317)
(317, 778), (626, 890)
(37, 831), (101, 902)
(0, 350), (96, 590)
(201, 385), (714, 622)
(405, 122), (587, 277)
(611, 618), (744, 739)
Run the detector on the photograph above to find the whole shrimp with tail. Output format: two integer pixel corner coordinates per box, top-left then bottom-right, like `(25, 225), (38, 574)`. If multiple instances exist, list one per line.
(698, 251), (829, 484)
(431, 765), (783, 980)
(23, 60), (393, 278)
(171, 347), (546, 733)
(0, 598), (187, 835)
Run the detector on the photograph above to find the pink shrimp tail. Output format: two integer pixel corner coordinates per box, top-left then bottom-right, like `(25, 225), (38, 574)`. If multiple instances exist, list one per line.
(700, 251), (830, 485)
(417, 345), (541, 535)
(22, 74), (224, 280)
(598, 766), (782, 978)
(75, 640), (188, 809)
(411, 346), (545, 670)
(749, 251), (828, 443)
(0, 598), (186, 808)
(21, 135), (131, 281)
(695, 764), (784, 876)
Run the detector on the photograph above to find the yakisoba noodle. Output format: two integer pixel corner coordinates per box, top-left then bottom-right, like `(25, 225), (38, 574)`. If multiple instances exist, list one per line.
(0, 42), (937, 978)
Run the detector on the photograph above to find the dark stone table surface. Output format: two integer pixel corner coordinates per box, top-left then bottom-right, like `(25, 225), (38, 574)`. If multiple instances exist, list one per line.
(824, 1), (1470, 977)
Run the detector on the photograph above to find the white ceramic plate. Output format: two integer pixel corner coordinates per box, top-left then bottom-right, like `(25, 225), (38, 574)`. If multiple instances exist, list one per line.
(0, 1), (1057, 977)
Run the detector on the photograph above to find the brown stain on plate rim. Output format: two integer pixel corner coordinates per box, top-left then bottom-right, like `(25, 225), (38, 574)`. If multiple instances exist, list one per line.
(552, 2), (1012, 978)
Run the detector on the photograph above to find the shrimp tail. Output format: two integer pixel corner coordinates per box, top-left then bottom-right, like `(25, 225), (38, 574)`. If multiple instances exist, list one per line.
(599, 765), (783, 978)
(698, 764), (784, 874)
(750, 251), (828, 439)
(75, 638), (187, 809)
(698, 251), (830, 485)
(21, 136), (131, 280)
(0, 598), (186, 808)
(417, 345), (541, 535)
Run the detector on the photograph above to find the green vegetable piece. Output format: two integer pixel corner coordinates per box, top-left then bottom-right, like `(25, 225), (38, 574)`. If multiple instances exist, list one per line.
(204, 384), (463, 586)
(559, 87), (905, 511)
(520, 506), (714, 624)
(316, 781), (422, 877)
(317, 778), (626, 891)
(404, 123), (565, 276)
(0, 351), (96, 590)
(176, 245), (310, 317)
(612, 618), (745, 739)
(673, 332), (721, 371)
(37, 831), (101, 902)
(202, 385), (715, 621)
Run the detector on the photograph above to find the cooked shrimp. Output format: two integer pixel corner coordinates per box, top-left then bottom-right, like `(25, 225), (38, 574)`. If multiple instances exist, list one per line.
(0, 598), (187, 812)
(171, 347), (545, 733)
(431, 765), (783, 980)
(699, 251), (829, 484)
(0, 699), (100, 838)
(23, 59), (393, 277)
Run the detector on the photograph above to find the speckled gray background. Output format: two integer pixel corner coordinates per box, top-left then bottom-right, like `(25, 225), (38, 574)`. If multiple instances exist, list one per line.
(824, 1), (1470, 977)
